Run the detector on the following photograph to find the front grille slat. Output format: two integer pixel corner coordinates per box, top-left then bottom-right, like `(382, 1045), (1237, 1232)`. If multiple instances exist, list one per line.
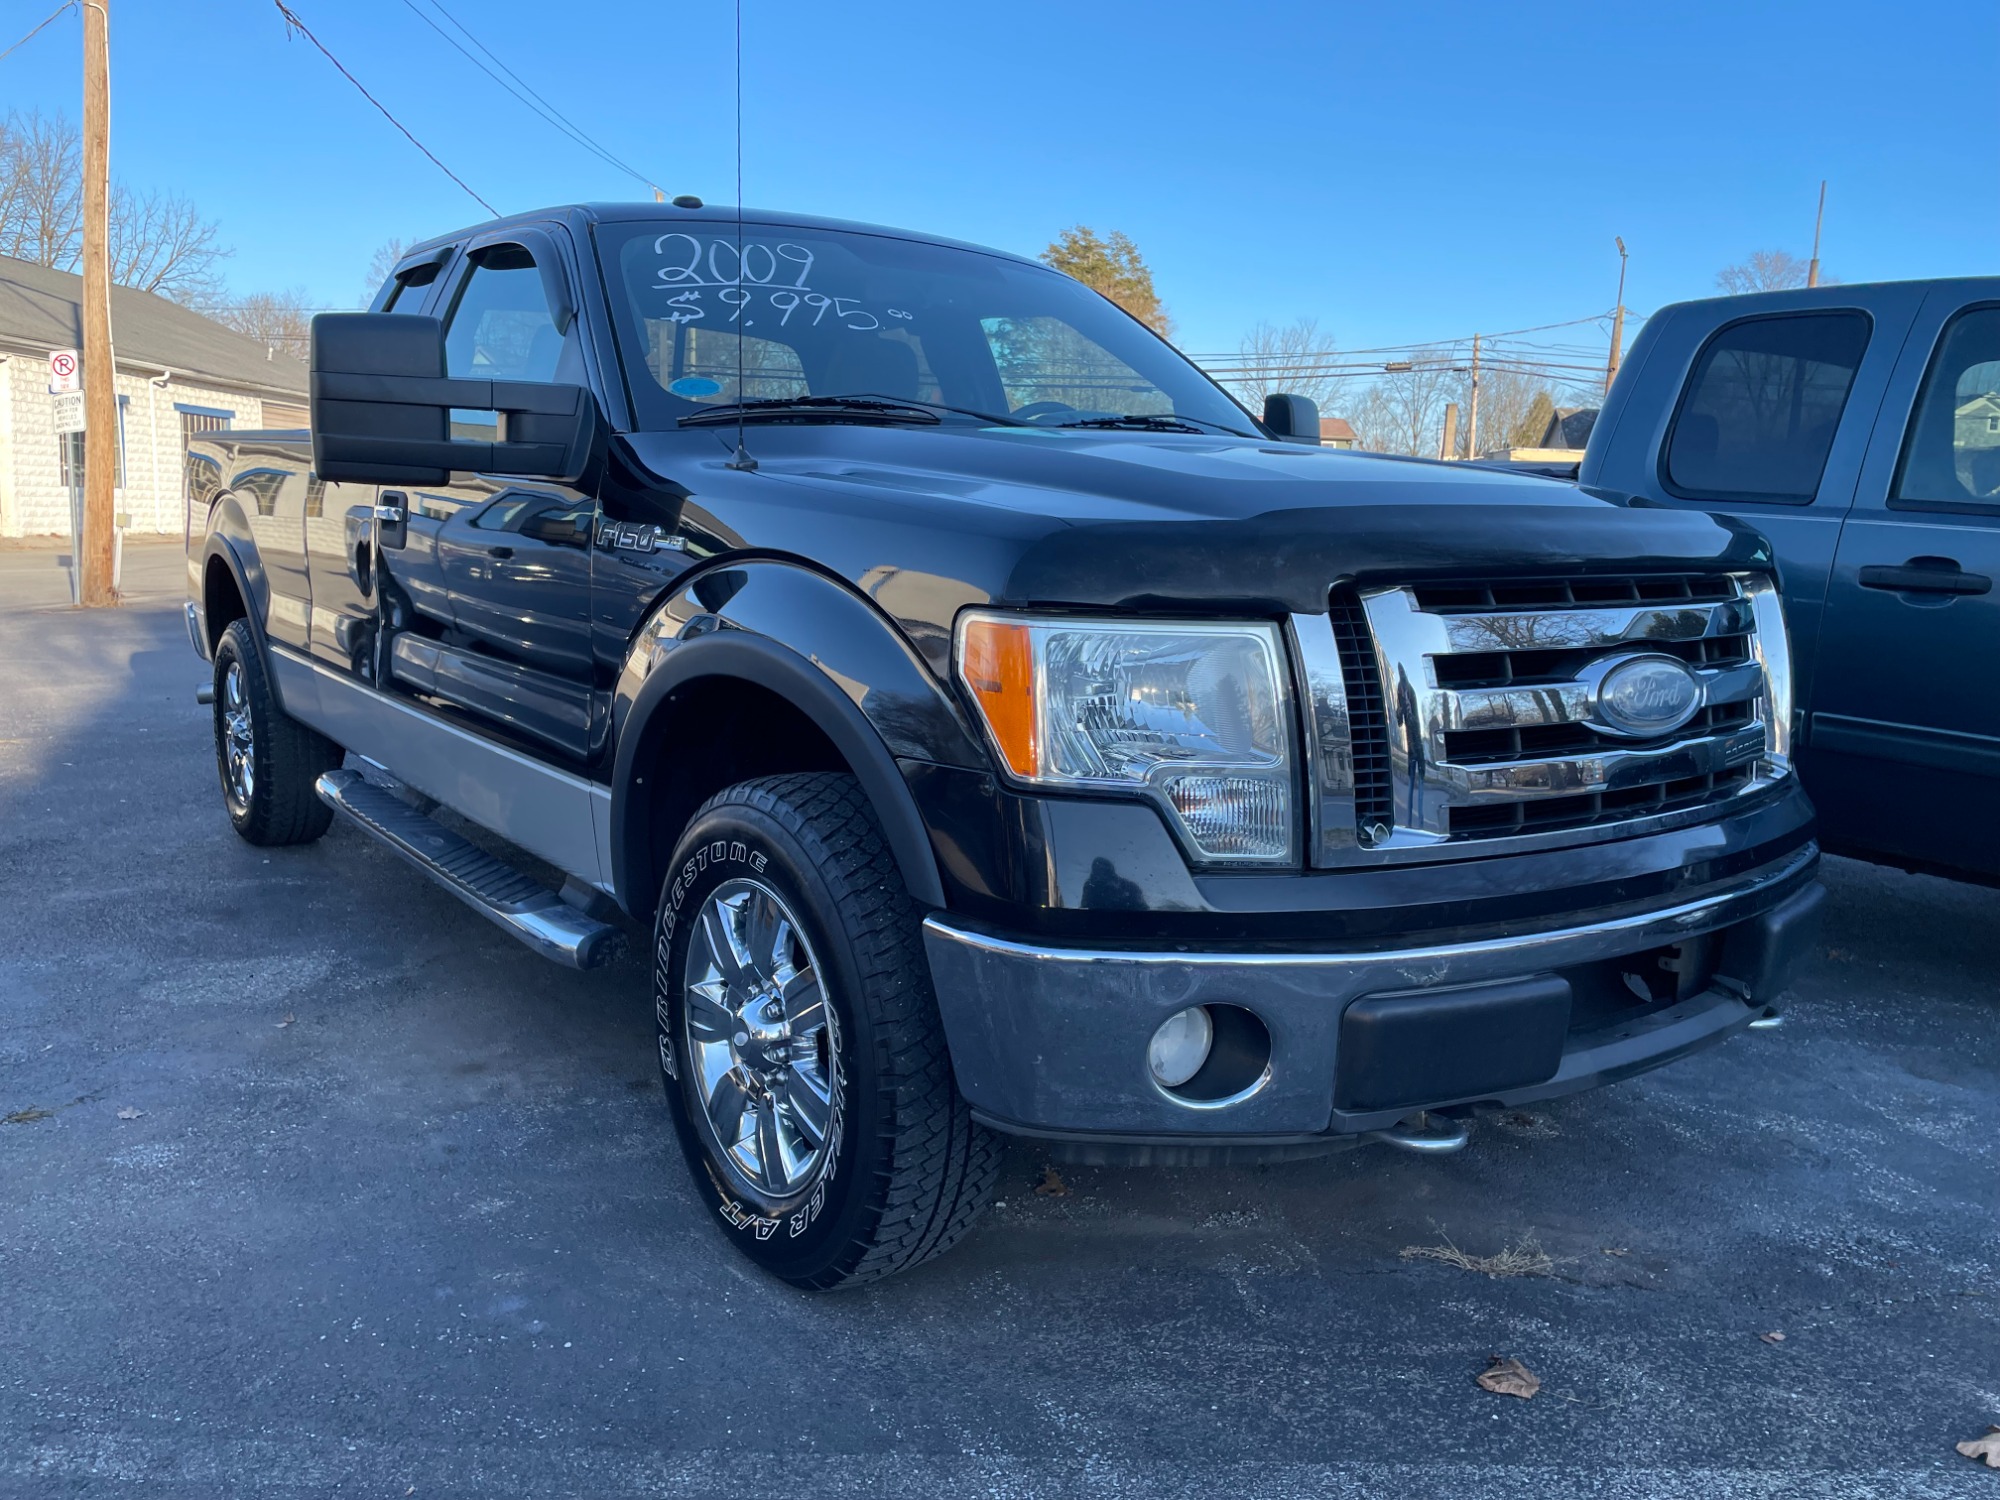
(1328, 586), (1393, 834)
(1321, 573), (1773, 854)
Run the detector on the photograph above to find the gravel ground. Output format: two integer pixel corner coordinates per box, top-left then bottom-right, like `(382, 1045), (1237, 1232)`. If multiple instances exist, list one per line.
(2, 594), (1996, 1498)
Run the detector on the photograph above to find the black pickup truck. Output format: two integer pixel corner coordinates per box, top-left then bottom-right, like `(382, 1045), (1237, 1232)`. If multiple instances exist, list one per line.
(1584, 280), (2000, 883)
(184, 202), (1822, 1287)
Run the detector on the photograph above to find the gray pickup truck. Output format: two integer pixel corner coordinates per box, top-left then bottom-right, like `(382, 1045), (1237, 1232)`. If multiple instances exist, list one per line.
(184, 201), (1823, 1287)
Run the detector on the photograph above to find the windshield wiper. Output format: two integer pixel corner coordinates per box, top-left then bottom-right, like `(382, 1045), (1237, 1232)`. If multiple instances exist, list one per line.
(1049, 413), (1246, 436)
(679, 396), (942, 428)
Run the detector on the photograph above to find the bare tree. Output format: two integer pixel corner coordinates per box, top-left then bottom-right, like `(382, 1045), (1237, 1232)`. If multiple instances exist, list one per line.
(1715, 249), (1832, 295)
(1227, 317), (1337, 414)
(212, 288), (314, 360)
(1356, 347), (1462, 456)
(0, 107), (229, 304)
(109, 186), (228, 304)
(0, 110), (81, 268)
(362, 237), (411, 306)
(1452, 366), (1561, 456)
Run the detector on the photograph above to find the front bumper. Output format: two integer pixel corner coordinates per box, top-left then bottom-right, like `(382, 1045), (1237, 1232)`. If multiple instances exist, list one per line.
(922, 843), (1821, 1144)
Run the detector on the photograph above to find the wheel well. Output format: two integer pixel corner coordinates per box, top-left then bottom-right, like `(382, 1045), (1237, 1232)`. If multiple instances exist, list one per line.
(634, 676), (846, 914)
(203, 555), (247, 652)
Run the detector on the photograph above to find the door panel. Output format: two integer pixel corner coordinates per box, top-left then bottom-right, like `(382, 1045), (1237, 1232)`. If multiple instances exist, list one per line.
(1811, 294), (2000, 877)
(304, 476), (383, 675)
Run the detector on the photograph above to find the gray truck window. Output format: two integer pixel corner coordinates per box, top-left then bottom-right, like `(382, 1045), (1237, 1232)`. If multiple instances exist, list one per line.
(1664, 311), (1870, 504)
(1891, 303), (2000, 514)
(443, 249), (566, 383)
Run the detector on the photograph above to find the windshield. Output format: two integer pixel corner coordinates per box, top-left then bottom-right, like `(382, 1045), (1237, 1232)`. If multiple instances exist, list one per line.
(598, 220), (1259, 436)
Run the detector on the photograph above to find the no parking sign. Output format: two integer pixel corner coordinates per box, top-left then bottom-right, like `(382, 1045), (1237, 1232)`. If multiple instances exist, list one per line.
(47, 348), (80, 394)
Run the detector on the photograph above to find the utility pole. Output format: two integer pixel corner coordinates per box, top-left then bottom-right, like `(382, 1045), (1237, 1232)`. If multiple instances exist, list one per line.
(1807, 180), (1826, 288)
(1466, 334), (1481, 460)
(1439, 402), (1459, 461)
(1604, 235), (1629, 397)
(79, 0), (117, 607)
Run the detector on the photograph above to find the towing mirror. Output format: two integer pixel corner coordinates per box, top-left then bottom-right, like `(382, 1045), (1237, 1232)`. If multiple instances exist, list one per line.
(1262, 392), (1321, 445)
(309, 313), (599, 486)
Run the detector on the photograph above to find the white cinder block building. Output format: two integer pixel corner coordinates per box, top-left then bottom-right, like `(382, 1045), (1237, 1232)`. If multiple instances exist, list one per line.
(0, 254), (308, 539)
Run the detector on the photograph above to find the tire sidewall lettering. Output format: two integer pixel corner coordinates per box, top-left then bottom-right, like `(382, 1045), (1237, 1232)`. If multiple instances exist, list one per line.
(654, 827), (835, 1243)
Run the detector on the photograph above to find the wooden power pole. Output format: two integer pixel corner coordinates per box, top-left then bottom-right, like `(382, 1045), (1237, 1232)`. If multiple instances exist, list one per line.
(1807, 181), (1826, 289)
(1604, 236), (1629, 396)
(80, 0), (117, 607)
(1465, 334), (1481, 460)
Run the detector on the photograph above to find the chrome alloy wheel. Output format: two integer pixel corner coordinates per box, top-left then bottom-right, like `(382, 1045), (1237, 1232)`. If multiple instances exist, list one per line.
(220, 659), (255, 813)
(683, 878), (840, 1200)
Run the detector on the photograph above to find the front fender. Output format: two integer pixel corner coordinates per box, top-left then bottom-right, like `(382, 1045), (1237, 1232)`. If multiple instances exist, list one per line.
(610, 560), (990, 915)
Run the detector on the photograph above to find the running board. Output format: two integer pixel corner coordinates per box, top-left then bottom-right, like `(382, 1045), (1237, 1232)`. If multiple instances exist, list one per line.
(315, 769), (623, 970)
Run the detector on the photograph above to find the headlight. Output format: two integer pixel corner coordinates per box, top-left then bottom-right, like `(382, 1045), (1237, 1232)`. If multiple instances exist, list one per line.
(955, 612), (1297, 863)
(1742, 575), (1794, 773)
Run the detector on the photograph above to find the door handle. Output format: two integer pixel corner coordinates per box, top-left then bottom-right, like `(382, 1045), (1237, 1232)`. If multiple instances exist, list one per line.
(1858, 561), (1991, 596)
(373, 491), (408, 550)
(485, 545), (514, 560)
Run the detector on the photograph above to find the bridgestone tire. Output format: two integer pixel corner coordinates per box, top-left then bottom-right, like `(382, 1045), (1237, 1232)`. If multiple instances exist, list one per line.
(654, 772), (1000, 1288)
(211, 620), (342, 847)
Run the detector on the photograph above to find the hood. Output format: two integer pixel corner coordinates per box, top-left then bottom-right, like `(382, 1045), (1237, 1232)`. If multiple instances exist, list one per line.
(621, 424), (1768, 617)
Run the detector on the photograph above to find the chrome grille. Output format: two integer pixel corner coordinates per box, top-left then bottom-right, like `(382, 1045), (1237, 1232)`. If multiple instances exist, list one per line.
(1297, 572), (1792, 865)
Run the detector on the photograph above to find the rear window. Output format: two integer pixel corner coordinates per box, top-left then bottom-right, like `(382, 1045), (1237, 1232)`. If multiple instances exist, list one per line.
(1891, 303), (2000, 513)
(1664, 311), (1871, 504)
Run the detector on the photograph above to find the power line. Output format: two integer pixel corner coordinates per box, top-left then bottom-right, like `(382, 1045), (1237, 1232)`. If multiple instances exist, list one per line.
(0, 0), (73, 64)
(273, 1), (497, 216)
(398, 0), (660, 195)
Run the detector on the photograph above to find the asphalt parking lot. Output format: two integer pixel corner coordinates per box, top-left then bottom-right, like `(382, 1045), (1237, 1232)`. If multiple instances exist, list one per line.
(3, 571), (1997, 1498)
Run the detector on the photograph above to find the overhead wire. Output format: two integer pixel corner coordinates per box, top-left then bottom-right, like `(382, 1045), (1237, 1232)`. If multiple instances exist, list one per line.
(273, 0), (497, 215)
(0, 0), (74, 64)
(398, 0), (661, 196)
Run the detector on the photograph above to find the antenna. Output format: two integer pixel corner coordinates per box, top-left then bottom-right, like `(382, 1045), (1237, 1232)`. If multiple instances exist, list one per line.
(724, 0), (756, 472)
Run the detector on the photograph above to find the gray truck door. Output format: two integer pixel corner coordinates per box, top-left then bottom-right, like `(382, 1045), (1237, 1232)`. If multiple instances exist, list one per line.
(377, 232), (598, 770)
(1810, 293), (2000, 877)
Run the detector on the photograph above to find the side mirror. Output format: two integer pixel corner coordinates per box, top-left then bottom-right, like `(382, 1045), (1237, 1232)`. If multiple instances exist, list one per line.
(309, 313), (599, 486)
(1263, 393), (1321, 445)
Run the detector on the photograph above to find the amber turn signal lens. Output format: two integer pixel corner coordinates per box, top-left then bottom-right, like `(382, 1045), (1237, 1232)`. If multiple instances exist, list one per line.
(959, 618), (1038, 777)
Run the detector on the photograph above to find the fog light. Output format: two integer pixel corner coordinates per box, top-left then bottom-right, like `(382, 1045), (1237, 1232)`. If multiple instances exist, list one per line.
(1148, 1006), (1214, 1088)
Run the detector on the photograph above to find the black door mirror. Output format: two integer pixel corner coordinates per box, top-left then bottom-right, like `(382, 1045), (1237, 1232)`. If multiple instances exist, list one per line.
(1263, 393), (1321, 445)
(309, 313), (600, 486)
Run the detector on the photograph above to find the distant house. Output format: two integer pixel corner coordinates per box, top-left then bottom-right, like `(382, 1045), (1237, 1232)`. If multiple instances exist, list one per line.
(0, 254), (308, 538)
(1957, 392), (2000, 447)
(1478, 405), (1601, 465)
(1319, 416), (1357, 449)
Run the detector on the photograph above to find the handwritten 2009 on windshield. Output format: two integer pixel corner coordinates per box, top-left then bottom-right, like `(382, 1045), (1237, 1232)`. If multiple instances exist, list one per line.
(651, 234), (910, 333)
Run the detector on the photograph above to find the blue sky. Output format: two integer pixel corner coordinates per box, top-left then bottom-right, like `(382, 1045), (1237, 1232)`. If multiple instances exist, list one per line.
(4, 0), (1994, 364)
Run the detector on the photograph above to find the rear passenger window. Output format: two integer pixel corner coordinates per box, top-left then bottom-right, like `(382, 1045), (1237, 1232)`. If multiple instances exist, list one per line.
(1664, 312), (1870, 504)
(1891, 304), (2000, 513)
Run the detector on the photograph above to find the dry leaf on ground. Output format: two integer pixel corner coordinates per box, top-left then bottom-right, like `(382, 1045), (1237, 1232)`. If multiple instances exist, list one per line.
(1477, 1356), (1541, 1399)
(116, 1107), (142, 1120)
(1603, 1247), (1630, 1258)
(1033, 1165), (1070, 1197)
(275, 1014), (296, 1029)
(1760, 1331), (1786, 1344)
(1402, 1234), (1556, 1278)
(1959, 1426), (2000, 1468)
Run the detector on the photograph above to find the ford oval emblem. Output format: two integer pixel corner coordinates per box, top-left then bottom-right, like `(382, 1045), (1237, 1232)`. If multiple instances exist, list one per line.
(1592, 655), (1703, 738)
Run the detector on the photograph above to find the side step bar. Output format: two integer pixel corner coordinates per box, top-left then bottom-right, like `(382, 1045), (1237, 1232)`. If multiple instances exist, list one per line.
(315, 769), (623, 970)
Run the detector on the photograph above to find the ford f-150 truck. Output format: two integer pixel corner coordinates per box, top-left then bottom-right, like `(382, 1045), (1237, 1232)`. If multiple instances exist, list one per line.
(1583, 279), (2000, 884)
(184, 202), (1823, 1287)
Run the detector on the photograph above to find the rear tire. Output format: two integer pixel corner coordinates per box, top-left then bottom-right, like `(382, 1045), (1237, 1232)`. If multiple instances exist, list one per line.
(212, 620), (342, 847)
(654, 772), (999, 1288)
